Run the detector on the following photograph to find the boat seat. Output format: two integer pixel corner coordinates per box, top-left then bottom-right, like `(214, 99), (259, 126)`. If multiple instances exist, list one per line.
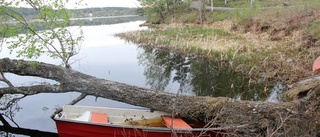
(162, 116), (192, 129)
(90, 112), (109, 124)
(73, 111), (91, 122)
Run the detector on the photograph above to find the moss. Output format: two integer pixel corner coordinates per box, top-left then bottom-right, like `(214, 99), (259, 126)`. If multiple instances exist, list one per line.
(285, 81), (320, 100)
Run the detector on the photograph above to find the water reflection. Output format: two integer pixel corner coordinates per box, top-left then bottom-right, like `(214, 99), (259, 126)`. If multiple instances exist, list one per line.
(0, 94), (57, 137)
(138, 46), (273, 101)
(0, 114), (58, 137)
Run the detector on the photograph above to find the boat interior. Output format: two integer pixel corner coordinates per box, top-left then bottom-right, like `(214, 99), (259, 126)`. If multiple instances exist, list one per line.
(57, 105), (206, 129)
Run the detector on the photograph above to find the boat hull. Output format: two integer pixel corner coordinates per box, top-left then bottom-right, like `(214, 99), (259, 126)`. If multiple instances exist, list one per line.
(55, 119), (220, 137)
(54, 105), (221, 137)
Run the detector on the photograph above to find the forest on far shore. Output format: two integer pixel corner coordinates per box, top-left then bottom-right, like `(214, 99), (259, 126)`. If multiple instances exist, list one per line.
(3, 7), (140, 20)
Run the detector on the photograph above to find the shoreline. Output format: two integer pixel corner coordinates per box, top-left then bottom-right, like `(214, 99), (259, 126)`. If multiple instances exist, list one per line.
(116, 20), (315, 86)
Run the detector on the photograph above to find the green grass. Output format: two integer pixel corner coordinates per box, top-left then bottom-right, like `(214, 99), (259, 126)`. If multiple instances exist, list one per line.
(211, 0), (320, 8)
(211, 11), (228, 21)
(212, 0), (251, 7)
(305, 23), (320, 39)
(154, 27), (232, 39)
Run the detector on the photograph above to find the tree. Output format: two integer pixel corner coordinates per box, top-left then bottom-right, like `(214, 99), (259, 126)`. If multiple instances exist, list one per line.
(0, 1), (83, 134)
(0, 0), (84, 69)
(0, 58), (319, 136)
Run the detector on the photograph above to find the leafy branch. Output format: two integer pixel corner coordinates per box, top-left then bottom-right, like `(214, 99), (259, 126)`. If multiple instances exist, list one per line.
(1, 0), (84, 69)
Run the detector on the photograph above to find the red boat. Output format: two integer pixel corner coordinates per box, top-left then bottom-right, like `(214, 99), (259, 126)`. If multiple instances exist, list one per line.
(54, 105), (222, 137)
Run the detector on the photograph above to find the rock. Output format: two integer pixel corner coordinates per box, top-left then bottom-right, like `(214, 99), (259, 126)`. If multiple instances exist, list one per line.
(283, 1), (291, 6)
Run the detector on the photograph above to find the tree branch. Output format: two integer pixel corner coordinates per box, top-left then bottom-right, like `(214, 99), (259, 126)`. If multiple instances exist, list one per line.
(0, 114), (10, 127)
(50, 93), (87, 118)
(25, 0), (39, 11)
(0, 95), (25, 111)
(0, 72), (14, 87)
(0, 84), (73, 95)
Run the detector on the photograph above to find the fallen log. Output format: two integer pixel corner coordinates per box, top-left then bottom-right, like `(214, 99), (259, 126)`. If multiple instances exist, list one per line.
(0, 58), (318, 136)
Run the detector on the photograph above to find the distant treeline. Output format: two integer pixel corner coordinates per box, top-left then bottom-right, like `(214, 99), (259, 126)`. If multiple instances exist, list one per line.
(7, 7), (140, 19)
(0, 6), (145, 37)
(71, 7), (140, 18)
(72, 16), (146, 26)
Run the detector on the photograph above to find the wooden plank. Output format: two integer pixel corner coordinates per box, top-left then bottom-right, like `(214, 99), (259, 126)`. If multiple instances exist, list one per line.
(162, 116), (192, 129)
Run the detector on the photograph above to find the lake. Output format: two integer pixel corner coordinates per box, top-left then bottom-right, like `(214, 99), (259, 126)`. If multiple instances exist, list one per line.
(0, 21), (282, 136)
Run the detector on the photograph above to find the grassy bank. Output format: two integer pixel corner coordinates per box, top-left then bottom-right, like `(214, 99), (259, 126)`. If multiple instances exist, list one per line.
(116, 0), (320, 86)
(115, 1), (320, 136)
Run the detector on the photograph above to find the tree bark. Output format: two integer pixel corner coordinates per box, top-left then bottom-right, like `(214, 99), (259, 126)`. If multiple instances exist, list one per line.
(0, 58), (318, 136)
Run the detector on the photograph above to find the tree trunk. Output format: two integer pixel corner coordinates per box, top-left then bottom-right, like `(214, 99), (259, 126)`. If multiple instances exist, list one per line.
(158, 9), (165, 22)
(166, 0), (170, 12)
(211, 0), (213, 11)
(197, 0), (206, 24)
(0, 58), (318, 136)
(251, 0), (254, 9)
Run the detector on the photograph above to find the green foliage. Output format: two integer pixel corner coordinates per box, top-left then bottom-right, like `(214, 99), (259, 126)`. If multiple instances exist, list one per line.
(138, 0), (165, 18)
(0, 25), (23, 38)
(1, 0), (84, 68)
(147, 13), (162, 24)
(0, 7), (140, 21)
(138, 0), (192, 23)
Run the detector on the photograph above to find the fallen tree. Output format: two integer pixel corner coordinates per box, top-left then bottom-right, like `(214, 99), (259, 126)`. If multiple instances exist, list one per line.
(0, 58), (319, 136)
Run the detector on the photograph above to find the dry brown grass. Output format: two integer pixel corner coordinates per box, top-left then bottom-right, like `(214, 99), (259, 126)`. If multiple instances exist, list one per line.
(117, 20), (313, 86)
(116, 3), (320, 87)
(115, 1), (320, 136)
